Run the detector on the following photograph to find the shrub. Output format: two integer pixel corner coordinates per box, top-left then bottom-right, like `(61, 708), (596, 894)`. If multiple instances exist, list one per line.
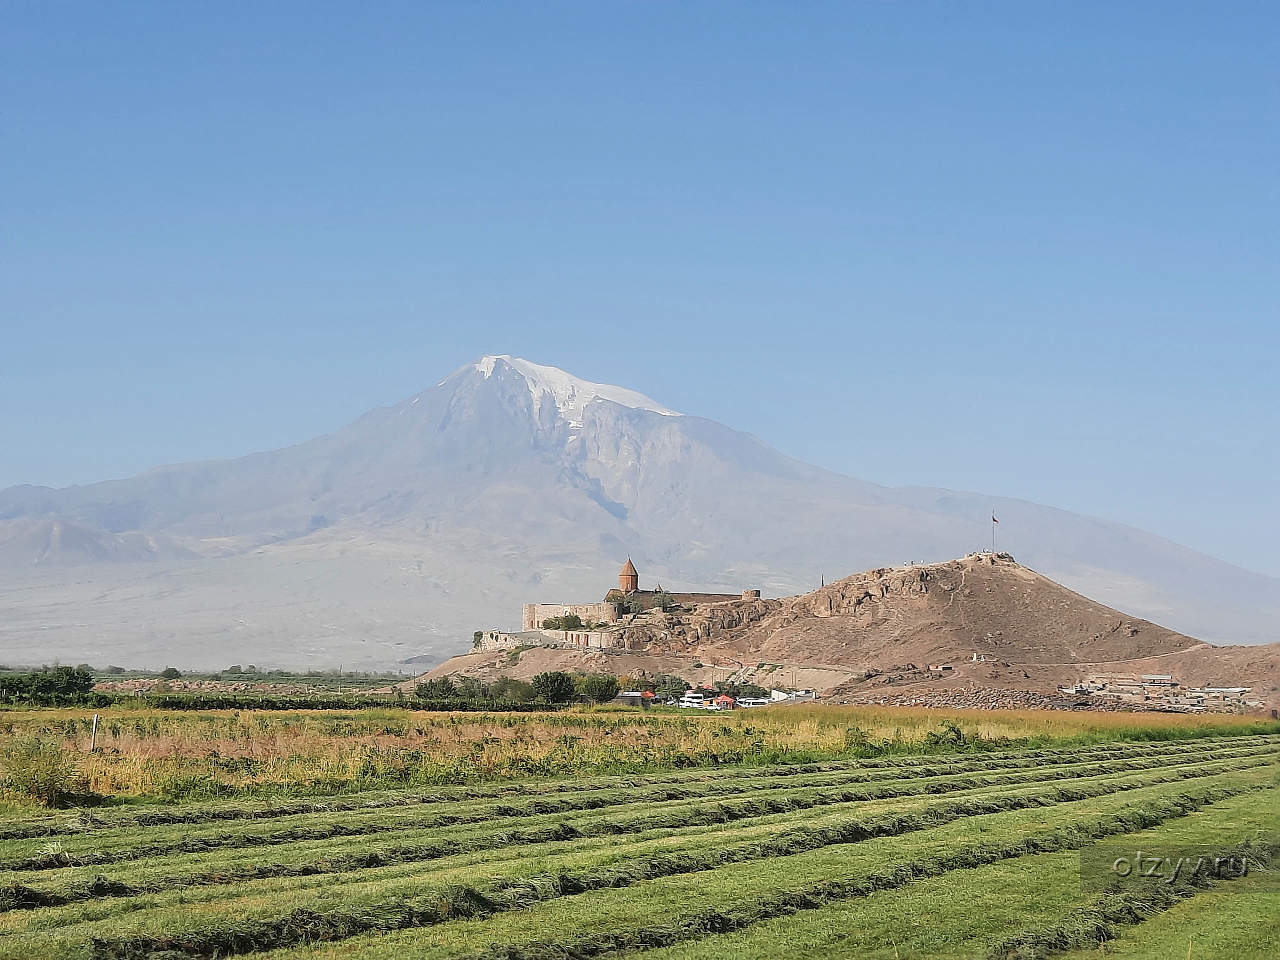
(0, 737), (81, 807)
(533, 671), (577, 704)
(581, 675), (621, 704)
(159, 667), (182, 679)
(541, 614), (585, 631)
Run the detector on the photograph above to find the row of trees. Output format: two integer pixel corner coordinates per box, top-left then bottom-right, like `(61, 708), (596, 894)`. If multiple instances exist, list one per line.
(415, 671), (622, 705)
(413, 671), (771, 707)
(0, 666), (97, 704)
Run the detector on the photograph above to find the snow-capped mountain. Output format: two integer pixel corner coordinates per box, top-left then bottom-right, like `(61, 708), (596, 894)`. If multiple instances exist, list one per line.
(2, 356), (1277, 670)
(472, 355), (680, 426)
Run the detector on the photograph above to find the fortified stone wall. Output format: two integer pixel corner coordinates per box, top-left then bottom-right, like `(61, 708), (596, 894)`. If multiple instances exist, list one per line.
(521, 602), (620, 631)
(546, 629), (615, 649)
(472, 630), (542, 652)
(473, 628), (618, 651)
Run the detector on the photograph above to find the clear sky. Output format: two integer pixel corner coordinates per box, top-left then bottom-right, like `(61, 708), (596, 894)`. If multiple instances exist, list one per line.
(3, 2), (1277, 574)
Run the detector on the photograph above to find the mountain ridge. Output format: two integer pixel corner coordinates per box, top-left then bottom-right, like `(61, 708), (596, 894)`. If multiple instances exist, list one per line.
(0, 355), (1276, 669)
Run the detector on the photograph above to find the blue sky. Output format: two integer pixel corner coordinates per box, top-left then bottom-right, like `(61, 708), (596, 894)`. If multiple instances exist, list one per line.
(3, 2), (1277, 574)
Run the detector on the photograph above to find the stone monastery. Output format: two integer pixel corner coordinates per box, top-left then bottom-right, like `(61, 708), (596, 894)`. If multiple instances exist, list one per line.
(473, 560), (759, 652)
(522, 559), (758, 630)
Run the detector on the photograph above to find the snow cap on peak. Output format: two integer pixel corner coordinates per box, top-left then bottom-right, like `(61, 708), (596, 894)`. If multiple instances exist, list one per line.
(475, 355), (680, 425)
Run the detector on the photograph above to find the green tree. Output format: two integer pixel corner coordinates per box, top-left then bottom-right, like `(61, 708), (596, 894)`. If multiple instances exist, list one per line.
(415, 677), (456, 700)
(159, 667), (182, 680)
(225, 664), (243, 675)
(453, 676), (489, 701)
(532, 671), (577, 704)
(27, 666), (95, 701)
(720, 681), (769, 700)
(490, 677), (535, 703)
(0, 674), (31, 700)
(650, 674), (691, 700)
(580, 674), (621, 704)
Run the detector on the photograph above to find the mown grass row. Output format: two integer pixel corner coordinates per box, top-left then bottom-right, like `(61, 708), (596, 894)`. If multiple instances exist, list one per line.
(1, 751), (1248, 914)
(425, 783), (1275, 960)
(22, 764), (1278, 957)
(2, 772), (1113, 933)
(1049, 881), (1280, 960)
(9, 731), (1273, 841)
(617, 783), (1280, 960)
(84, 777), (1277, 960)
(13, 773), (1278, 960)
(7, 740), (1275, 874)
(985, 839), (1277, 959)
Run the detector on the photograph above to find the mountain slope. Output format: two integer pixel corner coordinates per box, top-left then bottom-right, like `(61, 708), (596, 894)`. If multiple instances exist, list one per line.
(0, 356), (1276, 669)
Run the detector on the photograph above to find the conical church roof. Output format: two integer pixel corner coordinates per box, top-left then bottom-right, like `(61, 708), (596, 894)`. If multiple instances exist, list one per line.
(620, 557), (637, 577)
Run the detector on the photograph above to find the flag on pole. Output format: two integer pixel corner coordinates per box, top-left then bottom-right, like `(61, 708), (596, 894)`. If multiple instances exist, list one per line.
(992, 513), (998, 524)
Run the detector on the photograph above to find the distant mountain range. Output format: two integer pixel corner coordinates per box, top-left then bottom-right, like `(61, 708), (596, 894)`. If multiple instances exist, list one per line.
(2, 355), (1276, 670)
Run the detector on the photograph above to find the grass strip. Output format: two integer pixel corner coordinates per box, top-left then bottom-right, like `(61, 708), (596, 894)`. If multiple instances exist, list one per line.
(75, 770), (1279, 958)
(611, 783), (1280, 960)
(440, 782), (1274, 960)
(985, 839), (1278, 959)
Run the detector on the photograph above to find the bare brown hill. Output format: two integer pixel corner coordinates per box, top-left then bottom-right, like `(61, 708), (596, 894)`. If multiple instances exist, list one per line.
(714, 553), (1206, 667)
(422, 554), (1280, 709)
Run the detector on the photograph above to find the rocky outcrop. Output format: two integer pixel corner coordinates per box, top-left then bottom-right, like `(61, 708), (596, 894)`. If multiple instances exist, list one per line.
(608, 597), (779, 652)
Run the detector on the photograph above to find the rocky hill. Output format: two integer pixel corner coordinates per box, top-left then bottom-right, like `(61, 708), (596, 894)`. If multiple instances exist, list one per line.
(427, 554), (1280, 709)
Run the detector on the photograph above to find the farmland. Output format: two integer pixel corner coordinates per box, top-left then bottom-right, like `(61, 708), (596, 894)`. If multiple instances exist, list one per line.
(1, 707), (1277, 959)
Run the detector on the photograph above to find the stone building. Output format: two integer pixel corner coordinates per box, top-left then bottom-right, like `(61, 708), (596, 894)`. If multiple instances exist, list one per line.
(520, 559), (752, 630)
(619, 557), (639, 593)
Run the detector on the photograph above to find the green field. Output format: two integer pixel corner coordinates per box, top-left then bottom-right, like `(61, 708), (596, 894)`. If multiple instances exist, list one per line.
(1, 724), (1277, 960)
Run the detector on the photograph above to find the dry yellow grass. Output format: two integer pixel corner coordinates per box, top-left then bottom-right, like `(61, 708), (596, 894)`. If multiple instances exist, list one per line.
(0, 703), (1272, 805)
